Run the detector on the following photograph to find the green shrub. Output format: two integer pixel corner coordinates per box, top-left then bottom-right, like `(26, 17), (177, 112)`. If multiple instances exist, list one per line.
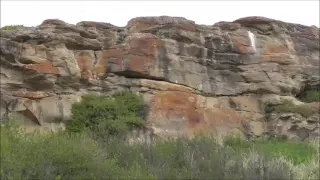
(0, 125), (125, 180)
(99, 135), (301, 180)
(1, 25), (24, 30)
(1, 125), (318, 180)
(66, 91), (146, 137)
(301, 90), (320, 103)
(265, 100), (316, 117)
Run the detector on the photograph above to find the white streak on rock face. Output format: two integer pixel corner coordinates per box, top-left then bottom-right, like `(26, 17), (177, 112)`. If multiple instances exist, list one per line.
(247, 31), (256, 53)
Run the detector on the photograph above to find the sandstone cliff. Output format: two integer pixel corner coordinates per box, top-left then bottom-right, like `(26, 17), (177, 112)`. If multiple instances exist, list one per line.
(1, 16), (319, 140)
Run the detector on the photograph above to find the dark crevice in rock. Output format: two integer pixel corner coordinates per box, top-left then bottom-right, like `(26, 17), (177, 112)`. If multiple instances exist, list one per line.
(0, 97), (10, 123)
(19, 57), (39, 65)
(1, 53), (19, 64)
(56, 76), (81, 90)
(65, 43), (101, 51)
(26, 37), (53, 45)
(157, 28), (195, 44)
(157, 46), (170, 80)
(295, 80), (320, 101)
(113, 69), (254, 98)
(23, 75), (55, 91)
(20, 109), (41, 126)
(204, 37), (214, 59)
(114, 71), (165, 81)
(8, 35), (32, 43)
(78, 31), (98, 39)
(116, 31), (127, 45)
(0, 57), (25, 69)
(93, 52), (98, 66)
(229, 99), (237, 109)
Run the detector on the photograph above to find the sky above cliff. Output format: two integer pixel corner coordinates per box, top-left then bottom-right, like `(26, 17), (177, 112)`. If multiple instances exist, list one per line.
(1, 1), (319, 27)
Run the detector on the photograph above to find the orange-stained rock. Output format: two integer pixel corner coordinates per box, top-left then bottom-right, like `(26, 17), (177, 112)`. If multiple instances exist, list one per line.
(1, 15), (319, 140)
(148, 91), (202, 131)
(122, 34), (161, 74)
(127, 19), (158, 33)
(177, 23), (196, 32)
(262, 44), (290, 54)
(147, 84), (241, 137)
(74, 50), (95, 79)
(94, 34), (162, 76)
(125, 55), (155, 74)
(75, 51), (94, 71)
(203, 108), (240, 129)
(24, 63), (59, 74)
(81, 70), (93, 80)
(126, 34), (161, 56)
(12, 90), (52, 99)
(93, 47), (125, 77)
(231, 38), (253, 54)
(260, 54), (297, 65)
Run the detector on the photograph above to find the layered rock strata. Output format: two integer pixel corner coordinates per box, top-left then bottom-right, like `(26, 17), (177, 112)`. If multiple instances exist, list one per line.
(1, 16), (319, 140)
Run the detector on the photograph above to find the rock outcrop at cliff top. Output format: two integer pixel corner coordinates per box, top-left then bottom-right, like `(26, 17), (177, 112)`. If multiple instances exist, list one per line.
(1, 16), (319, 140)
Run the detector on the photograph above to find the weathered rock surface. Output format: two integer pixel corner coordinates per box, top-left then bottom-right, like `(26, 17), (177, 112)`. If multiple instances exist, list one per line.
(1, 16), (319, 140)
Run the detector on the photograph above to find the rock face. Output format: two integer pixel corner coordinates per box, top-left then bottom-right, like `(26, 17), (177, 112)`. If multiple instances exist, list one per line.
(1, 16), (319, 140)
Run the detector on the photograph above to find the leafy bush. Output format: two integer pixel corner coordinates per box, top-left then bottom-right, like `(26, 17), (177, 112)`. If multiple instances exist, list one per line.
(1, 25), (24, 30)
(265, 100), (316, 117)
(0, 125), (125, 180)
(66, 91), (146, 137)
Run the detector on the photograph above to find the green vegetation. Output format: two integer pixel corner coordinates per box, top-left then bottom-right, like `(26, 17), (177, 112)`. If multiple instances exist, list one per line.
(66, 92), (146, 137)
(265, 100), (316, 117)
(224, 136), (317, 164)
(1, 125), (318, 180)
(300, 90), (320, 103)
(1, 92), (319, 180)
(0, 126), (124, 180)
(1, 25), (24, 30)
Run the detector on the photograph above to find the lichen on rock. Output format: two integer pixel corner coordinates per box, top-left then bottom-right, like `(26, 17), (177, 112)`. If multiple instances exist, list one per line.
(0, 16), (319, 140)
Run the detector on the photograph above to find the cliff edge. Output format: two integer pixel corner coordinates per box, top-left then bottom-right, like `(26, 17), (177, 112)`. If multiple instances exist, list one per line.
(1, 16), (319, 140)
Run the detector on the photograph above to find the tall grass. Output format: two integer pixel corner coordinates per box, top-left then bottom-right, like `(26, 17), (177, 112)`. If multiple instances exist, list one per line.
(1, 92), (318, 179)
(0, 125), (125, 180)
(224, 136), (317, 164)
(1, 125), (318, 180)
